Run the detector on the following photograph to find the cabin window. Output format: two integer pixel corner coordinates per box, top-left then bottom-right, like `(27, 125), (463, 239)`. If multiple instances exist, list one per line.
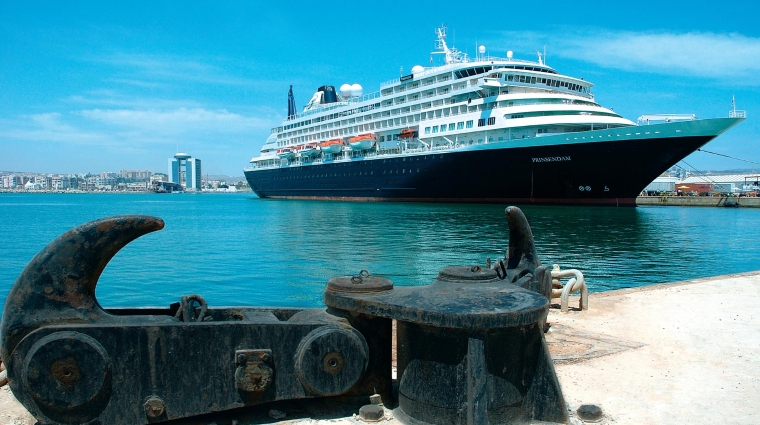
(448, 123), (455, 131)
(424, 127), (431, 134)
(440, 125), (446, 132)
(466, 120), (473, 128)
(432, 126), (438, 133)
(477, 118), (486, 127)
(487, 117), (495, 125)
(457, 122), (464, 129)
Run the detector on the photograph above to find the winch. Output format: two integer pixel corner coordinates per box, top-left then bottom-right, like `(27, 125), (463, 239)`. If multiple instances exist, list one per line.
(1, 207), (568, 424)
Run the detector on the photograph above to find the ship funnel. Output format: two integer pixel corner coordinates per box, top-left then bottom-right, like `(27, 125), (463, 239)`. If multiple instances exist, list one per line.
(318, 85), (338, 104)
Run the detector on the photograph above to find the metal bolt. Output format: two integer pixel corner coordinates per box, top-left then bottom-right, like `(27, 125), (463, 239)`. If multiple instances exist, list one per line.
(261, 353), (270, 362)
(144, 396), (166, 419)
(237, 353), (247, 364)
(577, 404), (603, 422)
(359, 404), (384, 422)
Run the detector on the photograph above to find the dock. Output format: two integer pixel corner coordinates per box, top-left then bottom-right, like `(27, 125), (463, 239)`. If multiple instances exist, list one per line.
(2, 271), (759, 424)
(637, 195), (760, 207)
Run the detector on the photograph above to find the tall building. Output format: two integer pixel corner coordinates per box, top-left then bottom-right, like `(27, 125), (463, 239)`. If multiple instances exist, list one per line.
(168, 153), (202, 191)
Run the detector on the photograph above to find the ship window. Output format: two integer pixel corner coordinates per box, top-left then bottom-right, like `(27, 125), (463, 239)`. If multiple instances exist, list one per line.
(466, 120), (473, 128)
(424, 127), (431, 134)
(432, 126), (438, 133)
(449, 123), (455, 131)
(531, 77), (536, 84)
(477, 118), (486, 127)
(440, 125), (446, 132)
(457, 122), (464, 129)
(487, 117), (495, 125)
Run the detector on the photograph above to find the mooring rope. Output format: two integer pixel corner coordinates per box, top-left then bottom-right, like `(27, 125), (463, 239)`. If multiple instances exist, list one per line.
(698, 148), (760, 165)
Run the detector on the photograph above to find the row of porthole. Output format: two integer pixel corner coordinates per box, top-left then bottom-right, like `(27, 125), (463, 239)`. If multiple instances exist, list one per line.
(566, 130), (664, 141)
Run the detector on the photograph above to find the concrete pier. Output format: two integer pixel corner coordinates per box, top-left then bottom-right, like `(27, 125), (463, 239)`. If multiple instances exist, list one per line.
(2, 271), (759, 424)
(637, 195), (760, 207)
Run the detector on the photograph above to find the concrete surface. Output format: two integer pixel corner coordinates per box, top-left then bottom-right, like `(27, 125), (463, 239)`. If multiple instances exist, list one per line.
(2, 271), (759, 424)
(637, 195), (760, 207)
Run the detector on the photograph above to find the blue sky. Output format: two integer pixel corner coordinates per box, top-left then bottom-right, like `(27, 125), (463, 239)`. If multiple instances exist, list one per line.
(1, 0), (759, 176)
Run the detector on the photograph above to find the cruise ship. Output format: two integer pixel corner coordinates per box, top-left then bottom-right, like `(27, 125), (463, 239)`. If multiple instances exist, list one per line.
(244, 27), (744, 206)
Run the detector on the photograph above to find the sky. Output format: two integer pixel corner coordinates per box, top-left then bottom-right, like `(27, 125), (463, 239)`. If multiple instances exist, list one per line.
(1, 0), (759, 176)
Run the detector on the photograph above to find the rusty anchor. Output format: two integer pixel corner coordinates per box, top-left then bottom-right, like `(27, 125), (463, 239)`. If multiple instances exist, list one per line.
(1, 207), (568, 424)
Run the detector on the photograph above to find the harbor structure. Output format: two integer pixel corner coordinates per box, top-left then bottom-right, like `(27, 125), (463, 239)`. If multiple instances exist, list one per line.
(644, 173), (760, 195)
(168, 153), (202, 191)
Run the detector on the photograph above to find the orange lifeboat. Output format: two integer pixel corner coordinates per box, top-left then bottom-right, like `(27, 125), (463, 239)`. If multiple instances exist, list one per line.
(399, 128), (418, 139)
(320, 138), (344, 154)
(297, 142), (319, 157)
(348, 133), (376, 151)
(276, 147), (295, 159)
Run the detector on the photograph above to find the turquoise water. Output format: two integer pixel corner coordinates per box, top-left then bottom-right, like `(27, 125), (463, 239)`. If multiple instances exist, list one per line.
(1, 193), (759, 309)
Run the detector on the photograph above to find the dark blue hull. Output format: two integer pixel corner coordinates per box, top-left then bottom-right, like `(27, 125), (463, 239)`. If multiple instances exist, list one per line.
(245, 134), (714, 206)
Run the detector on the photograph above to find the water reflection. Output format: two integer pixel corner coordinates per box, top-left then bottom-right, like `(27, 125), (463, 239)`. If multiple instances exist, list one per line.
(1, 194), (758, 308)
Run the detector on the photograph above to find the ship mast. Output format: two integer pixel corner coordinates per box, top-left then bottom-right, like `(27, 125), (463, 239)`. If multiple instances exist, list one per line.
(431, 26), (466, 65)
(287, 85), (297, 119)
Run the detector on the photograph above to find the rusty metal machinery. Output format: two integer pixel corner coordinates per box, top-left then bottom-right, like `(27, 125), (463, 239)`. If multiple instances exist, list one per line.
(1, 207), (568, 425)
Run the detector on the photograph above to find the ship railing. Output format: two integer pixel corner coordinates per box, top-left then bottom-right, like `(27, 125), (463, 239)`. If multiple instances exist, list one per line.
(284, 91), (382, 121)
(729, 110), (747, 118)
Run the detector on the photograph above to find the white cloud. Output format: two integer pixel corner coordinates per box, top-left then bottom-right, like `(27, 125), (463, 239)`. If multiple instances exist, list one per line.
(78, 108), (273, 134)
(495, 29), (760, 80)
(96, 53), (261, 87)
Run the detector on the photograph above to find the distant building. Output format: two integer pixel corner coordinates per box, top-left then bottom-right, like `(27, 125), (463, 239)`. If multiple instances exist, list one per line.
(119, 169), (152, 181)
(168, 153), (202, 191)
(151, 173), (169, 183)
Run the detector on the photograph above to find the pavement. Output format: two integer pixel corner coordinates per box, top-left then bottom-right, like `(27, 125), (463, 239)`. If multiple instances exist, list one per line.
(2, 271), (759, 424)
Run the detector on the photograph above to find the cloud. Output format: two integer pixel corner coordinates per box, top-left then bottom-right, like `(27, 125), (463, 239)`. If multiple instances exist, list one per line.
(95, 53), (261, 87)
(495, 29), (760, 81)
(78, 107), (273, 134)
(0, 107), (277, 150)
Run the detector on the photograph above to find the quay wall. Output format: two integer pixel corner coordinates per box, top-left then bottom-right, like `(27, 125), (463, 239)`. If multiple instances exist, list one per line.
(636, 195), (760, 207)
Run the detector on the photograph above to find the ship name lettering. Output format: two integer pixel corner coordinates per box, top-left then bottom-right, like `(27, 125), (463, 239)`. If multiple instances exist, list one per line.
(531, 156), (571, 163)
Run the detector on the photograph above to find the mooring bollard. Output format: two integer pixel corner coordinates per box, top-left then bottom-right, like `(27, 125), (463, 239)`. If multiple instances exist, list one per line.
(325, 207), (567, 424)
(0, 207), (568, 425)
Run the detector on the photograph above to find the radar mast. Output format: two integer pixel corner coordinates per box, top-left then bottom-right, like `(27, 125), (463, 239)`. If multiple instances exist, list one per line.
(432, 26), (467, 65)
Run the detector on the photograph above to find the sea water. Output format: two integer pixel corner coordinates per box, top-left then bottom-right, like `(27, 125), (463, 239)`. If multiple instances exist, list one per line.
(1, 193), (759, 309)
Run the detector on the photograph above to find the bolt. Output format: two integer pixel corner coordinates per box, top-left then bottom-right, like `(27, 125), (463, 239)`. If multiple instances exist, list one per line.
(144, 396), (166, 419)
(261, 352), (270, 362)
(359, 404), (384, 422)
(577, 404), (603, 422)
(237, 353), (247, 364)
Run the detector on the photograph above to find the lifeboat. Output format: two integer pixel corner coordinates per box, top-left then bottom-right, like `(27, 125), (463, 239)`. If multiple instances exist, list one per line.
(320, 138), (344, 154)
(276, 148), (295, 159)
(399, 128), (418, 139)
(348, 133), (377, 151)
(297, 142), (319, 157)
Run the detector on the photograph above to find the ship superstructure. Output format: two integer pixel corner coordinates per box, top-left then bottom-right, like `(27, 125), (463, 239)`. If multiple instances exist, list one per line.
(244, 27), (744, 205)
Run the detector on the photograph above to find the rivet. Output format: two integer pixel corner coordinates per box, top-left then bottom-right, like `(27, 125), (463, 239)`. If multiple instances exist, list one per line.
(144, 396), (166, 419)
